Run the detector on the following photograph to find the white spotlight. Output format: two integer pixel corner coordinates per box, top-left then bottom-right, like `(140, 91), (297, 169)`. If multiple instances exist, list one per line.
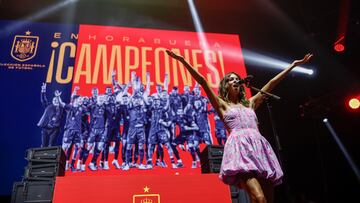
(1, 0), (78, 35)
(242, 50), (315, 76)
(187, 0), (209, 51)
(323, 119), (360, 181)
(186, 1), (315, 77)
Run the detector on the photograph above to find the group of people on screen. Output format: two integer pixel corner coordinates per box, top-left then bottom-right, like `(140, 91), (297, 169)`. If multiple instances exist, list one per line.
(38, 71), (227, 172)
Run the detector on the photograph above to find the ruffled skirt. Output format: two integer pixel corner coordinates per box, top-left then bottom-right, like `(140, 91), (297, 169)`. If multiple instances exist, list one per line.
(219, 129), (283, 186)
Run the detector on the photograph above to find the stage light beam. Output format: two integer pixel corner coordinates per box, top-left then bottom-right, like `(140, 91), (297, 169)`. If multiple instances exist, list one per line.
(187, 0), (209, 51)
(186, 0), (315, 77)
(1, 0), (78, 35)
(242, 50), (315, 76)
(323, 118), (360, 182)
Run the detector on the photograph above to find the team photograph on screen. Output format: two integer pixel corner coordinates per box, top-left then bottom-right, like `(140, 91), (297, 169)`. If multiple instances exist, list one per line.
(40, 70), (223, 172)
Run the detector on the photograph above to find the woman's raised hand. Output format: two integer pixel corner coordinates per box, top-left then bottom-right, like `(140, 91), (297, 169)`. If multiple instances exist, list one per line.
(292, 53), (313, 66)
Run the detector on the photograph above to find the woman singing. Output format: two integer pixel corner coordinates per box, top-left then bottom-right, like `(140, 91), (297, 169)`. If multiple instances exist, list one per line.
(166, 50), (312, 203)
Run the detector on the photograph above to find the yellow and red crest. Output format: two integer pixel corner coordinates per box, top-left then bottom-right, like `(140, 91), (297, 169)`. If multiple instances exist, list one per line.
(11, 31), (39, 62)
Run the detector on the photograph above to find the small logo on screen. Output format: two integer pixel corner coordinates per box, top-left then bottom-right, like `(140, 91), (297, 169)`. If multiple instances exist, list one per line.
(11, 31), (39, 62)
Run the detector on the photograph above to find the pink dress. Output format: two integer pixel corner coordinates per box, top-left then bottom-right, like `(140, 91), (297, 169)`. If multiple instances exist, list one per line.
(219, 105), (283, 186)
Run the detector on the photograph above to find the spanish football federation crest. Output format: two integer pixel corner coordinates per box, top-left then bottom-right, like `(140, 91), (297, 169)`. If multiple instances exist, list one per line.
(133, 186), (160, 203)
(11, 31), (39, 62)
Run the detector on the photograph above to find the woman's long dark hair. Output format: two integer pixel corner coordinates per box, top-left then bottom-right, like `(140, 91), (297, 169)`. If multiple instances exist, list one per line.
(218, 72), (249, 107)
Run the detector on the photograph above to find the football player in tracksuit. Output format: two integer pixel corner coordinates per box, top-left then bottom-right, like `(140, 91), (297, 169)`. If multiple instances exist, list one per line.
(193, 98), (212, 145)
(77, 96), (91, 171)
(123, 93), (147, 170)
(59, 88), (85, 171)
(101, 92), (121, 170)
(123, 73), (150, 170)
(178, 85), (194, 150)
(146, 97), (177, 169)
(168, 86), (184, 167)
(192, 85), (212, 167)
(82, 94), (108, 171)
(111, 70), (131, 169)
(37, 83), (65, 147)
(119, 93), (130, 169)
(179, 105), (200, 168)
(150, 74), (169, 167)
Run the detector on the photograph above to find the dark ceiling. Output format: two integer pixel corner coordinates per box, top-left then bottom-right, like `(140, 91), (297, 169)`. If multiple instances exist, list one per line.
(0, 0), (359, 202)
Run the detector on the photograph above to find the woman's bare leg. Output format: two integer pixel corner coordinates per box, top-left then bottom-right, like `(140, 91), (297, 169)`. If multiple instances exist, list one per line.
(243, 177), (267, 203)
(260, 179), (274, 203)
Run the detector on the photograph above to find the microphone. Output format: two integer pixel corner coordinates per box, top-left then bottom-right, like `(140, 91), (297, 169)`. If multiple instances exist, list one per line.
(236, 75), (253, 85)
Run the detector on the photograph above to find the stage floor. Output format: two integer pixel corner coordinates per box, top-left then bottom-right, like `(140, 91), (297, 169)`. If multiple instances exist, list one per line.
(53, 173), (231, 203)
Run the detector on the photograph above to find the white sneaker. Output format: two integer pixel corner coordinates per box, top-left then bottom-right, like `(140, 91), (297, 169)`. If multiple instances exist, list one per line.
(103, 161), (110, 170)
(112, 160), (121, 169)
(146, 164), (153, 169)
(130, 163), (138, 168)
(138, 164), (147, 170)
(191, 161), (197, 169)
(122, 164), (130, 171)
(88, 162), (97, 171)
(76, 160), (81, 170)
(80, 164), (86, 172)
(171, 163), (177, 169)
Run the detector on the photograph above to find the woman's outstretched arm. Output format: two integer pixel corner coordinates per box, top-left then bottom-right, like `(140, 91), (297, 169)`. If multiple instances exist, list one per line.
(250, 53), (313, 110)
(166, 50), (226, 117)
